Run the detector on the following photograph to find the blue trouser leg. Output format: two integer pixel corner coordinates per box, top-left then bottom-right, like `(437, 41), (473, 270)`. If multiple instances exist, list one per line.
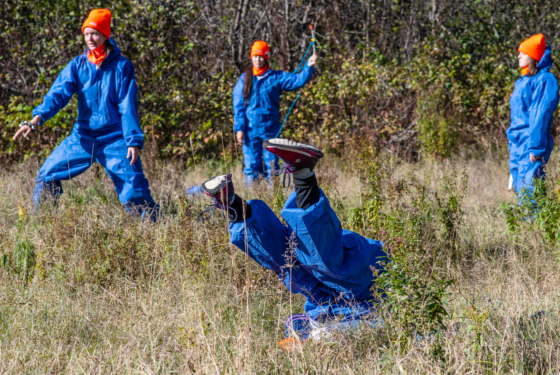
(242, 134), (264, 184)
(97, 137), (160, 222)
(282, 190), (344, 276)
(34, 129), (159, 221)
(229, 200), (325, 298)
(33, 132), (93, 210)
(229, 193), (384, 310)
(512, 153), (547, 206)
(281, 190), (385, 299)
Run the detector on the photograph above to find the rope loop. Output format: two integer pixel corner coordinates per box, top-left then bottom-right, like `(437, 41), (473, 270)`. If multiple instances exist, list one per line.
(199, 199), (238, 222)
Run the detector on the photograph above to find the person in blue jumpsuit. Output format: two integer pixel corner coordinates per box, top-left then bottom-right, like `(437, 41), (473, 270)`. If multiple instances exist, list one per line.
(508, 33), (559, 201)
(13, 9), (159, 221)
(198, 138), (385, 338)
(233, 41), (317, 185)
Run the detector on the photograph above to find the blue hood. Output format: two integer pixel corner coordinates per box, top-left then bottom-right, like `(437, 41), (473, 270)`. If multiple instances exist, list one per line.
(537, 46), (553, 71)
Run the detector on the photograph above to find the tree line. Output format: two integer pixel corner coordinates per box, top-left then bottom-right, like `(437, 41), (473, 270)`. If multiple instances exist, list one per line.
(1, 0), (559, 164)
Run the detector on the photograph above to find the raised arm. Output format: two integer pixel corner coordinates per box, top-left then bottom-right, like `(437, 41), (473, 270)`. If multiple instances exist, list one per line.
(279, 54), (317, 92)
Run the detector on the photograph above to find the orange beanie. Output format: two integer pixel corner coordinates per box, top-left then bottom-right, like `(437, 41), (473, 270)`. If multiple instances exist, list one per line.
(251, 41), (269, 60)
(518, 34), (546, 61)
(82, 9), (111, 38)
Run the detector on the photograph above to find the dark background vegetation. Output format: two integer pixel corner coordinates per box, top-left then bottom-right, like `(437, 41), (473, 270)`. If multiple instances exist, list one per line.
(1, 0), (559, 165)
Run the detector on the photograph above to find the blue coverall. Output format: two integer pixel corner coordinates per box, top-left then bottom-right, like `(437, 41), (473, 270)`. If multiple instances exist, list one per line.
(507, 46), (560, 199)
(229, 189), (385, 322)
(233, 65), (315, 184)
(32, 38), (159, 220)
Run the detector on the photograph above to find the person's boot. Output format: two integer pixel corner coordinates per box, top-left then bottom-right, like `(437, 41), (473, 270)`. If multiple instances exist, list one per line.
(263, 138), (324, 186)
(199, 174), (236, 221)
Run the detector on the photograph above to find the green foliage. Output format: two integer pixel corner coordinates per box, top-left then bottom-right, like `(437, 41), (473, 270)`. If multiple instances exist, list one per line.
(417, 94), (458, 159)
(500, 174), (560, 247)
(1, 203), (36, 283)
(0, 0), (551, 164)
(464, 304), (489, 356)
(345, 149), (467, 346)
(412, 40), (514, 158)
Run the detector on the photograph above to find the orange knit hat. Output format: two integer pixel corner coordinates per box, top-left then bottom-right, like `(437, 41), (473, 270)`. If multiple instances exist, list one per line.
(82, 9), (111, 38)
(251, 41), (269, 60)
(518, 34), (546, 61)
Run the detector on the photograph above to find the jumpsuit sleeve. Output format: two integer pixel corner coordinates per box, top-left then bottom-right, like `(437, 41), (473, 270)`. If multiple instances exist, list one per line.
(278, 65), (315, 92)
(32, 60), (78, 123)
(529, 77), (560, 158)
(117, 60), (144, 149)
(233, 75), (248, 133)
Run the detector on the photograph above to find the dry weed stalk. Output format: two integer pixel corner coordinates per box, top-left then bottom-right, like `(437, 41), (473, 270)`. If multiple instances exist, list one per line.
(0, 151), (559, 373)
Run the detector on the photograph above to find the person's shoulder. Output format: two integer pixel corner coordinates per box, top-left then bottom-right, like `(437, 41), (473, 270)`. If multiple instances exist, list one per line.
(116, 55), (134, 69)
(111, 56), (135, 77)
(268, 69), (285, 76)
(539, 70), (558, 82)
(234, 74), (245, 89)
(264, 69), (287, 82)
(59, 54), (90, 75)
(533, 70), (558, 88)
(70, 54), (88, 68)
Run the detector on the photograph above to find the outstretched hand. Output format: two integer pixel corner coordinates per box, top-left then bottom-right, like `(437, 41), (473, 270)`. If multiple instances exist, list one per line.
(127, 146), (140, 166)
(13, 126), (31, 140)
(13, 115), (42, 141)
(308, 53), (317, 67)
(530, 154), (541, 164)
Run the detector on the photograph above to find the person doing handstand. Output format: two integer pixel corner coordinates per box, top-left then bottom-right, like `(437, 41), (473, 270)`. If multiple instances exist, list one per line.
(197, 138), (385, 333)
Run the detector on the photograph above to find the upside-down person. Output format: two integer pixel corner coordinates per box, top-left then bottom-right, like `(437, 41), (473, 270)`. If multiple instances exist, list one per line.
(13, 9), (159, 221)
(508, 33), (560, 201)
(233, 41), (317, 185)
(197, 139), (385, 340)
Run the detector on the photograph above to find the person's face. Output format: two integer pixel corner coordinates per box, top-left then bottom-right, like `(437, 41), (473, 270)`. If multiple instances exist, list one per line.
(252, 55), (267, 68)
(518, 51), (533, 68)
(84, 27), (107, 50)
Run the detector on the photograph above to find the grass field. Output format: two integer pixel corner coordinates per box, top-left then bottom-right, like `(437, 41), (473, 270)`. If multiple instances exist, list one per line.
(1, 146), (560, 374)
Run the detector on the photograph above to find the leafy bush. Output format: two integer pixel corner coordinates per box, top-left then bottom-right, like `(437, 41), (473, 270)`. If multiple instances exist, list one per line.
(2, 0), (559, 165)
(501, 170), (560, 247)
(343, 147), (467, 346)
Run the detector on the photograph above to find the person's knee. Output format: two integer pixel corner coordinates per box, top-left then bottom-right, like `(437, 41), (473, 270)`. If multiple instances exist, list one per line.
(244, 157), (263, 173)
(119, 186), (155, 207)
(33, 179), (63, 210)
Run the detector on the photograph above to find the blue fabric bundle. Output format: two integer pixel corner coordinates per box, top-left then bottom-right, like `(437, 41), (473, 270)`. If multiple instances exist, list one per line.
(229, 189), (386, 327)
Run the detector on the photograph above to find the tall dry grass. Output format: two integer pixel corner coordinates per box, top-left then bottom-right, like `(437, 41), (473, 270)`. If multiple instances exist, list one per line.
(1, 147), (560, 374)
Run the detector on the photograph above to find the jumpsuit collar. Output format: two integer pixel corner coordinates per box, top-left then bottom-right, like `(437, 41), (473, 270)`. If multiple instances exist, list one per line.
(84, 37), (121, 69)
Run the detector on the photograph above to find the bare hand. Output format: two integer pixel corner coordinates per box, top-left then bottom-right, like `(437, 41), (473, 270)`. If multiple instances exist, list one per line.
(308, 53), (317, 67)
(530, 154), (541, 164)
(127, 146), (140, 166)
(13, 115), (42, 141)
(236, 131), (244, 145)
(13, 126), (31, 140)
